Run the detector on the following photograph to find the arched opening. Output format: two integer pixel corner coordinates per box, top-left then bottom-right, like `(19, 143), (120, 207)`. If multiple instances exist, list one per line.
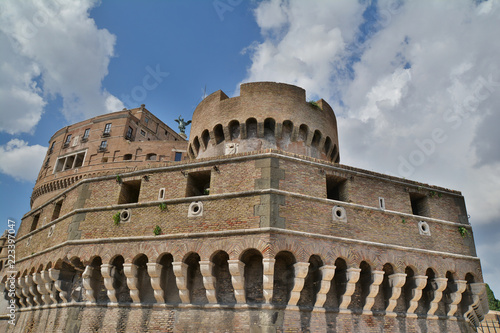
(324, 137), (332, 155)
(297, 255), (323, 308)
(264, 118), (276, 137)
(442, 271), (456, 317)
(184, 253), (208, 304)
(298, 124), (308, 142)
(228, 120), (240, 140)
(402, 266), (415, 313)
(111, 255), (132, 303)
(281, 120), (293, 143)
(188, 145), (195, 159)
(146, 153), (157, 161)
(193, 137), (200, 154)
(90, 256), (108, 303)
(351, 261), (372, 310)
(201, 130), (210, 148)
(325, 258), (347, 309)
(331, 144), (338, 162)
(311, 130), (322, 147)
(158, 254), (180, 304)
(212, 251), (236, 304)
(241, 249), (264, 304)
(381, 263), (395, 312)
(246, 118), (258, 138)
(59, 258), (85, 303)
(133, 254), (155, 303)
(419, 268), (436, 313)
(272, 251), (296, 305)
(460, 273), (475, 317)
(213, 124), (224, 144)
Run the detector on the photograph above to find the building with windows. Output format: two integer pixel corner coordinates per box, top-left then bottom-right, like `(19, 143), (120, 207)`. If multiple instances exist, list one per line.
(0, 82), (489, 332)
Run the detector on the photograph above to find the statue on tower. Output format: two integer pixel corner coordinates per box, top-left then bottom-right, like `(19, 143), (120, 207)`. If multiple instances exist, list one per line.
(175, 115), (191, 134)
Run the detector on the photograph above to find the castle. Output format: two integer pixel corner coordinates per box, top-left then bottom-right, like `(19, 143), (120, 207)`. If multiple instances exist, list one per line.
(0, 82), (489, 332)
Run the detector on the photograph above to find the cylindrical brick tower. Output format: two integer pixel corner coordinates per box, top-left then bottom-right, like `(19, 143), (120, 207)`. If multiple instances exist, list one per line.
(188, 82), (340, 162)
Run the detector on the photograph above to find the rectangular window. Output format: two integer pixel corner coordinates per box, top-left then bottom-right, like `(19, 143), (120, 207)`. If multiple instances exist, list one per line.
(48, 141), (55, 154)
(104, 123), (112, 135)
(326, 175), (347, 201)
(99, 140), (107, 150)
(30, 213), (40, 232)
(186, 170), (211, 197)
(64, 135), (72, 147)
(51, 200), (63, 221)
(54, 151), (86, 173)
(410, 192), (429, 217)
(379, 197), (386, 210)
(175, 152), (182, 161)
(145, 117), (149, 124)
(83, 128), (90, 140)
(140, 129), (146, 136)
(126, 126), (133, 139)
(118, 180), (141, 204)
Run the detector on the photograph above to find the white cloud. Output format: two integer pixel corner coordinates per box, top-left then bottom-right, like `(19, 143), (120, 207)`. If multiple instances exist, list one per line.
(0, 139), (47, 181)
(0, 0), (123, 134)
(243, 0), (500, 226)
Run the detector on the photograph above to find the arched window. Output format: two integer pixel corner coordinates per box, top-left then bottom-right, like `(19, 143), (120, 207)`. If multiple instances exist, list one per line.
(246, 118), (258, 138)
(201, 130), (210, 148)
(213, 124), (224, 144)
(228, 120), (240, 140)
(241, 249), (264, 304)
(298, 124), (308, 142)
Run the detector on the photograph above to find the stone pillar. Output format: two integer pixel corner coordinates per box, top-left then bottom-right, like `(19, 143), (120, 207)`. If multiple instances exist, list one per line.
(427, 277), (448, 318)
(41, 270), (56, 304)
(82, 265), (99, 303)
(147, 263), (165, 303)
(48, 269), (64, 303)
(385, 273), (407, 316)
(33, 272), (49, 305)
(447, 280), (467, 317)
(27, 274), (41, 306)
(199, 261), (217, 304)
(287, 262), (310, 307)
(172, 262), (190, 304)
(314, 265), (335, 309)
(406, 275), (428, 318)
(362, 270), (384, 314)
(339, 267), (361, 313)
(228, 259), (246, 304)
(101, 264), (117, 303)
(123, 263), (140, 303)
(262, 258), (275, 304)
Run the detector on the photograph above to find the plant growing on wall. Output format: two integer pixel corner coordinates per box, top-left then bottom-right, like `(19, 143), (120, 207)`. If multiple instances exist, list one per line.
(116, 174), (122, 184)
(113, 212), (121, 225)
(153, 225), (162, 235)
(159, 202), (167, 211)
(458, 226), (469, 238)
(308, 100), (321, 109)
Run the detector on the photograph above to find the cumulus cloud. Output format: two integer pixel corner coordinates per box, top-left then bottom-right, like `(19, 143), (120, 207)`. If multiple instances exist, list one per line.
(0, 139), (47, 181)
(0, 0), (123, 134)
(244, 0), (500, 295)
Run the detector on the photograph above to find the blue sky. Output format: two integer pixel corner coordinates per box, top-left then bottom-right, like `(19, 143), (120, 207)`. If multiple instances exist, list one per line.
(1, 0), (500, 297)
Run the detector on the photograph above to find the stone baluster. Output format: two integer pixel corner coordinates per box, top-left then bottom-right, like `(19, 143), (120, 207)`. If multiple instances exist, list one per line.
(172, 262), (189, 303)
(82, 265), (100, 303)
(262, 258), (275, 304)
(406, 275), (428, 318)
(41, 270), (55, 305)
(101, 264), (117, 303)
(385, 273), (406, 316)
(123, 263), (140, 303)
(362, 270), (384, 314)
(339, 267), (361, 313)
(427, 277), (448, 318)
(287, 262), (310, 307)
(27, 274), (41, 306)
(147, 263), (165, 303)
(33, 272), (49, 305)
(15, 282), (26, 308)
(199, 261), (217, 304)
(314, 265), (335, 309)
(228, 260), (246, 304)
(48, 269), (64, 303)
(464, 283), (488, 327)
(447, 280), (467, 317)
(18, 277), (30, 307)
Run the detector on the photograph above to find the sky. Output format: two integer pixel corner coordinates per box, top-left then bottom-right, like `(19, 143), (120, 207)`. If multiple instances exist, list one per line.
(0, 0), (499, 297)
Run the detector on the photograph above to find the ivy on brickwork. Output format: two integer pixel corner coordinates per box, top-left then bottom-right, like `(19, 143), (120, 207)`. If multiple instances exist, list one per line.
(458, 226), (469, 238)
(153, 225), (162, 235)
(113, 212), (121, 225)
(159, 202), (167, 211)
